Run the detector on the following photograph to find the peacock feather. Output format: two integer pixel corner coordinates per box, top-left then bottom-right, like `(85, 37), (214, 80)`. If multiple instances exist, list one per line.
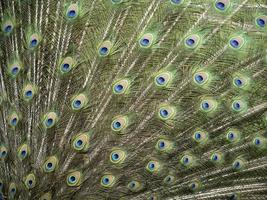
(0, 0), (267, 199)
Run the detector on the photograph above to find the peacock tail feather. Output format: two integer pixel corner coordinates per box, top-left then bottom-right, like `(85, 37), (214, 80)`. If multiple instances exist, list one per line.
(0, 0), (267, 199)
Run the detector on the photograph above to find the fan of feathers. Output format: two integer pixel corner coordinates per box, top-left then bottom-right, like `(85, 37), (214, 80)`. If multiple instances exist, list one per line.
(0, 0), (267, 199)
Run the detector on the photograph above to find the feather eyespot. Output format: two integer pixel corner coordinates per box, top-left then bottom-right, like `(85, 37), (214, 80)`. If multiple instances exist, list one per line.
(27, 33), (41, 49)
(180, 154), (194, 167)
(2, 20), (14, 34)
(98, 41), (112, 56)
(8, 183), (16, 198)
(42, 156), (59, 173)
(193, 130), (208, 143)
(110, 149), (126, 164)
(0, 146), (8, 159)
(232, 74), (249, 89)
(154, 71), (173, 87)
(211, 153), (218, 161)
(210, 152), (223, 164)
(127, 180), (142, 192)
(253, 137), (266, 149)
(146, 160), (161, 174)
(12, 66), (19, 75)
(8, 61), (23, 78)
(111, 115), (128, 133)
(101, 174), (116, 188)
(231, 100), (246, 112)
(8, 112), (20, 127)
(18, 144), (30, 160)
(22, 84), (37, 101)
(139, 33), (154, 48)
(234, 78), (242, 87)
(66, 171), (82, 187)
(184, 34), (200, 49)
(232, 158), (245, 170)
(24, 174), (36, 189)
(72, 132), (90, 152)
(66, 4), (79, 20)
(226, 129), (240, 143)
(189, 180), (201, 191)
(42, 112), (59, 129)
(71, 93), (88, 111)
(214, 0), (230, 11)
(155, 139), (174, 153)
(229, 36), (245, 49)
(193, 72), (209, 86)
(170, 0), (183, 5)
(59, 57), (76, 74)
(158, 105), (176, 121)
(164, 175), (175, 184)
(200, 98), (217, 113)
(112, 79), (130, 94)
(255, 16), (266, 28)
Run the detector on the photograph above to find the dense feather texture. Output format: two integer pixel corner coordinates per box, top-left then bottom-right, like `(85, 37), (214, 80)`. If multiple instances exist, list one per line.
(0, 0), (267, 199)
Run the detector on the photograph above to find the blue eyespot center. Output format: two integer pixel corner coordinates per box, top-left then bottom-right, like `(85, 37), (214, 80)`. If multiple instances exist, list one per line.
(230, 39), (239, 48)
(212, 154), (218, 161)
(4, 25), (12, 33)
(202, 102), (210, 110)
(30, 39), (38, 47)
(234, 79), (242, 87)
(186, 38), (195, 46)
(140, 38), (150, 46)
(228, 132), (235, 140)
(195, 74), (204, 83)
(216, 2), (225, 10)
(99, 47), (108, 55)
(130, 182), (136, 188)
(183, 157), (189, 164)
(254, 138), (261, 145)
(62, 63), (70, 72)
(11, 67), (19, 75)
(69, 176), (76, 183)
(158, 141), (165, 149)
(115, 84), (123, 93)
(195, 132), (201, 140)
(233, 102), (241, 110)
(76, 139), (83, 147)
(11, 188), (16, 192)
(113, 121), (121, 129)
(1, 151), (6, 157)
(25, 90), (33, 97)
(256, 18), (265, 27)
(234, 161), (240, 169)
(160, 109), (169, 118)
(11, 118), (18, 126)
(46, 118), (53, 126)
(191, 183), (196, 189)
(73, 100), (82, 108)
(103, 177), (109, 185)
(68, 10), (77, 18)
(171, 0), (182, 4)
(156, 76), (166, 85)
(149, 163), (155, 170)
(21, 150), (26, 157)
(47, 162), (53, 169)
(112, 153), (119, 161)
(28, 180), (33, 186)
